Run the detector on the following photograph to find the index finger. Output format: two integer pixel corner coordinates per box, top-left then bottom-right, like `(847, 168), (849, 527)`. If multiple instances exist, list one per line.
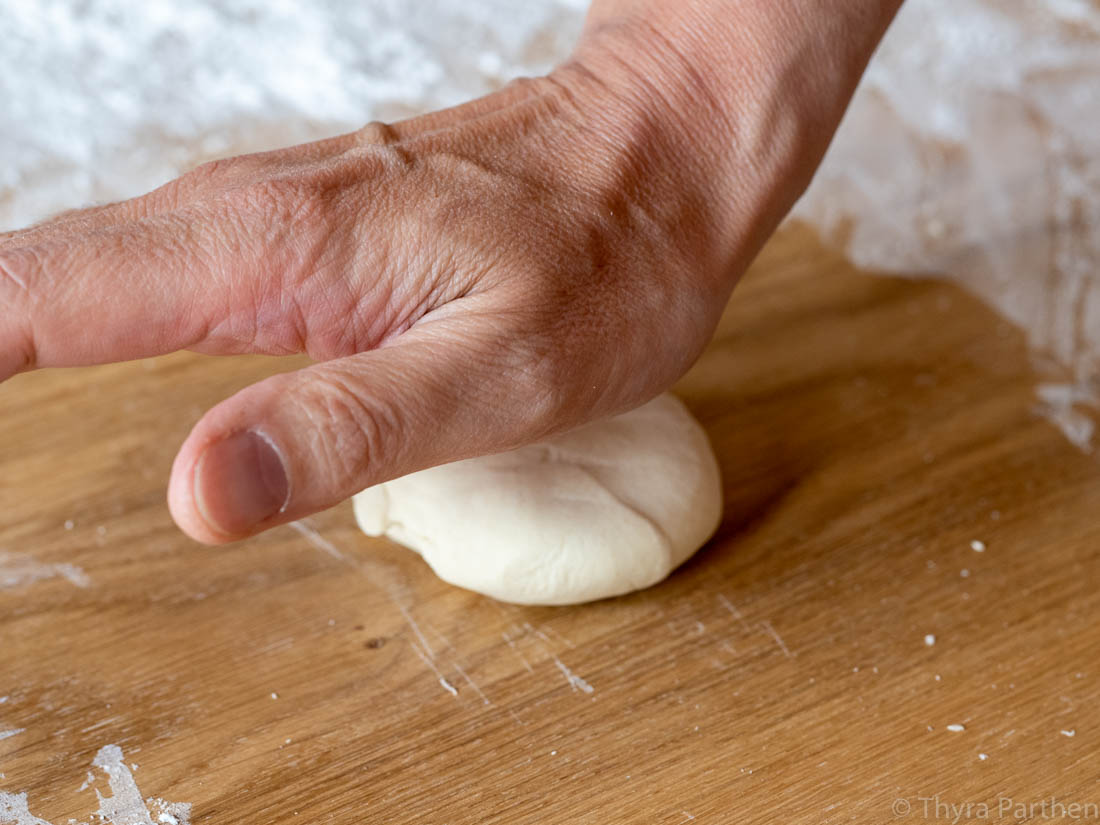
(0, 207), (246, 379)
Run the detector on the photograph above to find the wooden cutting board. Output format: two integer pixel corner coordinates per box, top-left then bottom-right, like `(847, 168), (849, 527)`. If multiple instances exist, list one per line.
(1, 223), (1097, 824)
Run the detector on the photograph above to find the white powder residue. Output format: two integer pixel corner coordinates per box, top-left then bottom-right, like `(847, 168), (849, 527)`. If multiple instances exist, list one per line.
(553, 658), (594, 695)
(0, 729), (24, 741)
(0, 791), (53, 825)
(92, 745), (158, 825)
(1035, 383), (1097, 451)
(0, 552), (90, 590)
(946, 724), (966, 732)
(146, 798), (192, 825)
(0, 744), (193, 825)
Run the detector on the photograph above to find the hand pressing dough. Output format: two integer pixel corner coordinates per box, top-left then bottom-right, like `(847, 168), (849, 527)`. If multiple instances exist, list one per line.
(352, 394), (722, 605)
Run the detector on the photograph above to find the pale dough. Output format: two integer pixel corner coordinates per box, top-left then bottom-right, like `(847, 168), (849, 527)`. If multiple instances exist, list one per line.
(352, 394), (722, 605)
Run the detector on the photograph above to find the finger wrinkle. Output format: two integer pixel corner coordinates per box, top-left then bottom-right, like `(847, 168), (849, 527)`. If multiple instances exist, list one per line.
(0, 316), (37, 376)
(0, 250), (31, 293)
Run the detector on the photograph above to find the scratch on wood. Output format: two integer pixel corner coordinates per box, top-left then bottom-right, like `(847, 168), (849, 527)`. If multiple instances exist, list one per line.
(288, 521), (346, 561)
(760, 620), (794, 659)
(553, 658), (595, 695)
(290, 520), (450, 683)
(717, 594), (750, 632)
(453, 663), (492, 706)
(80, 717), (120, 734)
(426, 623), (454, 652)
(398, 605), (435, 659)
(502, 631), (535, 674)
(526, 622), (554, 646)
(516, 623), (595, 696)
(540, 625), (576, 650)
(409, 641), (459, 699)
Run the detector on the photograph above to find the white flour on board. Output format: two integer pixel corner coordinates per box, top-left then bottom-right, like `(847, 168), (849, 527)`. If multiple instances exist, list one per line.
(0, 552), (90, 590)
(0, 745), (190, 825)
(1, 0), (1098, 443)
(0, 793), (51, 825)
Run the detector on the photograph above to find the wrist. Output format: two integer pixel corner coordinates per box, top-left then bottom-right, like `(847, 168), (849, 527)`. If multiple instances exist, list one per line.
(553, 0), (902, 281)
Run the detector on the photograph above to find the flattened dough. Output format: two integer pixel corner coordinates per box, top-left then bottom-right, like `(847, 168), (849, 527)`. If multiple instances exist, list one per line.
(352, 394), (722, 605)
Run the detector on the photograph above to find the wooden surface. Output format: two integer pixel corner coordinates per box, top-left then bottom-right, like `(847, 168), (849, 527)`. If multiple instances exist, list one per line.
(2, 223), (1098, 824)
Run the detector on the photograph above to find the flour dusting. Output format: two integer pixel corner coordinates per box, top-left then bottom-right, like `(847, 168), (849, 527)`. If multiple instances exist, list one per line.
(0, 745), (190, 825)
(0, 552), (90, 590)
(0, 792), (52, 825)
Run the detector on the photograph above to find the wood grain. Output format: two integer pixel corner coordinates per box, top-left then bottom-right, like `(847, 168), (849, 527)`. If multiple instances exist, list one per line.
(1, 223), (1098, 823)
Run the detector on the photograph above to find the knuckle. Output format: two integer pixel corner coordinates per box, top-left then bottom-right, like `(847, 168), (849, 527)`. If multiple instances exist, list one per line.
(179, 156), (271, 204)
(354, 120), (399, 147)
(184, 157), (242, 187)
(172, 157), (256, 210)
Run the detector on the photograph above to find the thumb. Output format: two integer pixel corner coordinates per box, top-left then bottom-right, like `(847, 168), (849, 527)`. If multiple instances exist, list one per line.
(167, 316), (557, 544)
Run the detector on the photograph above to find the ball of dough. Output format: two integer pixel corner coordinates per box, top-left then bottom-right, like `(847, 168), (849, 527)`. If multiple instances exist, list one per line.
(352, 394), (722, 605)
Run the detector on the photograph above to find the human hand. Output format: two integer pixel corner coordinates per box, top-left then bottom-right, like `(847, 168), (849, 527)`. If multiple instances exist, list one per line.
(0, 0), (900, 543)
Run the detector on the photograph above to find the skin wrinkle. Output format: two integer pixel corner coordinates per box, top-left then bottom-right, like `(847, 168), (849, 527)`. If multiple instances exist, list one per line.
(387, 328), (517, 445)
(401, 85), (589, 210)
(325, 161), (473, 352)
(289, 233), (359, 358)
(389, 75), (557, 145)
(306, 363), (410, 482)
(80, 216), (212, 357)
(337, 229), (444, 354)
(0, 250), (31, 293)
(2, 319), (36, 378)
(199, 179), (342, 355)
(177, 208), (253, 353)
(546, 67), (726, 294)
(0, 251), (36, 377)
